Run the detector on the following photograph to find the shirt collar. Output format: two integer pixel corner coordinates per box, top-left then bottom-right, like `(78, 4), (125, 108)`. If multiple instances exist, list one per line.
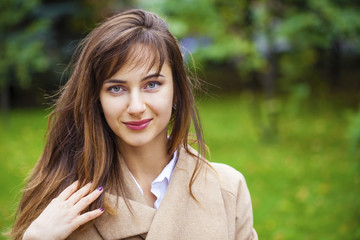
(152, 150), (178, 185)
(128, 150), (178, 196)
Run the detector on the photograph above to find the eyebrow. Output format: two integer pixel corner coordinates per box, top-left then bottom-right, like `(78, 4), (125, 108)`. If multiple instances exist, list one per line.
(104, 73), (164, 84)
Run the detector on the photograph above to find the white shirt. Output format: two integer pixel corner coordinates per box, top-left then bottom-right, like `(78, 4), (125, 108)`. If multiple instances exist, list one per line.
(129, 150), (178, 209)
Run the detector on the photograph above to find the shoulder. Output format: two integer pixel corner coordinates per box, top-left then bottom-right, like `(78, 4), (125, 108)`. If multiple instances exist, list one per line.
(209, 162), (246, 197)
(178, 147), (247, 195)
(178, 147), (249, 197)
(209, 162), (258, 239)
(210, 162), (244, 180)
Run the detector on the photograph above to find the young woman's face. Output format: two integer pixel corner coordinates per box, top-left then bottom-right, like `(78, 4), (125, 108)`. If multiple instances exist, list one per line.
(99, 59), (174, 148)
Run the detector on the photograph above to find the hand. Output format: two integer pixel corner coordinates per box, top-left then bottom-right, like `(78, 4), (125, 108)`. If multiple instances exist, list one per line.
(23, 181), (104, 240)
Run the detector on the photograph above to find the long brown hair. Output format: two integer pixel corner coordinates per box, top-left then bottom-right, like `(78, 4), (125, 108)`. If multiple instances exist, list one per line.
(10, 9), (206, 239)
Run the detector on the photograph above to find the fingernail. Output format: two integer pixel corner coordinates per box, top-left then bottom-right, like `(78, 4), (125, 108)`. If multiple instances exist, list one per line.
(97, 186), (103, 191)
(100, 208), (104, 212)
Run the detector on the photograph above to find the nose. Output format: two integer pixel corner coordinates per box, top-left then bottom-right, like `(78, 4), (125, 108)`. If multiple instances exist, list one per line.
(127, 91), (146, 116)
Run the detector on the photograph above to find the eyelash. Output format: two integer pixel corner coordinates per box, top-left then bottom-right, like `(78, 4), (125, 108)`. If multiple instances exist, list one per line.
(107, 81), (161, 94)
(145, 81), (161, 89)
(108, 85), (125, 93)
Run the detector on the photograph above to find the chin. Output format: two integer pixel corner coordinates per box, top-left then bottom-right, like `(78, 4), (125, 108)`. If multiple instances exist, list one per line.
(120, 137), (151, 148)
(127, 141), (148, 147)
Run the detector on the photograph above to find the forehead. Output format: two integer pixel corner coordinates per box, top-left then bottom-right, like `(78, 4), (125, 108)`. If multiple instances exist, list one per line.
(109, 59), (173, 82)
(105, 44), (173, 81)
(122, 44), (169, 75)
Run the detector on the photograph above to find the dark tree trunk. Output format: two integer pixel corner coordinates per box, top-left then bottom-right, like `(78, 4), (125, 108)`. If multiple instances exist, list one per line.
(261, 49), (278, 140)
(1, 83), (10, 118)
(329, 39), (341, 89)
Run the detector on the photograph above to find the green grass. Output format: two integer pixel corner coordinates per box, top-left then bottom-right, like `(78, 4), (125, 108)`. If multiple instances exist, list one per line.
(1, 94), (359, 240)
(0, 109), (48, 238)
(198, 94), (360, 240)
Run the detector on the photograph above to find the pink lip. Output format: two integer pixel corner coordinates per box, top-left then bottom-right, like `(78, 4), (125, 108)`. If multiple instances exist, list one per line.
(123, 118), (152, 130)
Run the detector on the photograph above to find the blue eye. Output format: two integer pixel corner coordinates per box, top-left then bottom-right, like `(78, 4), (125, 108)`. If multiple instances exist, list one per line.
(109, 86), (124, 93)
(146, 81), (160, 89)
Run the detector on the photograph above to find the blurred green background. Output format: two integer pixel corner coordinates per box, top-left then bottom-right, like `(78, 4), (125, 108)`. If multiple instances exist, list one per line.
(1, 0), (360, 239)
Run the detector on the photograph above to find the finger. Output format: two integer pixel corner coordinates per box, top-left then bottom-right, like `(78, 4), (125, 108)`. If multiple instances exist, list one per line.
(57, 180), (79, 201)
(67, 182), (92, 205)
(73, 208), (105, 230)
(74, 186), (104, 213)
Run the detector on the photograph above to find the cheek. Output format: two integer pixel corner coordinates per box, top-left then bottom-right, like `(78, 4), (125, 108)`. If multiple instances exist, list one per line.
(150, 90), (173, 117)
(100, 96), (125, 122)
(148, 99), (172, 118)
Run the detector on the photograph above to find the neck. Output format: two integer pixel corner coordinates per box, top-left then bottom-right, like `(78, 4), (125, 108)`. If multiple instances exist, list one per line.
(118, 133), (171, 182)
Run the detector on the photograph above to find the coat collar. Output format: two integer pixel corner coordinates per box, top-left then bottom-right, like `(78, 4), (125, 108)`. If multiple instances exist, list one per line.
(94, 147), (228, 240)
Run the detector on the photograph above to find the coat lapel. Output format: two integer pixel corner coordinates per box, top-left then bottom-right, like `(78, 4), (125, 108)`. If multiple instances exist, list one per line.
(146, 148), (228, 240)
(94, 148), (228, 240)
(94, 157), (156, 239)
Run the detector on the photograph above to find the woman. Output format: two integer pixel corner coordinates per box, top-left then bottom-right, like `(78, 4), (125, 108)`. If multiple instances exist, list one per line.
(10, 9), (258, 240)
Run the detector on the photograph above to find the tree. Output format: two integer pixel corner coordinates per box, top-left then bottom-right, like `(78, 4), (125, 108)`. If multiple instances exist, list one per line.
(0, 0), (51, 115)
(137, 0), (360, 86)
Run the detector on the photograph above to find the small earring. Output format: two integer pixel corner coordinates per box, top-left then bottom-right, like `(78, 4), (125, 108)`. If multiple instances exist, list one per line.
(172, 104), (177, 111)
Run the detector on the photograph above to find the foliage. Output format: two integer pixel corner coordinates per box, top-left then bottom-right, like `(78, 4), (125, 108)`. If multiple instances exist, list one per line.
(1, 94), (359, 240)
(137, 0), (360, 89)
(0, 0), (134, 112)
(1, 0), (359, 111)
(138, 0), (265, 73)
(0, 0), (51, 88)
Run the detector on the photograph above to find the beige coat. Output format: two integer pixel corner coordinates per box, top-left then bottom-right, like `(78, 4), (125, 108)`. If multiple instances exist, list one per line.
(68, 148), (258, 240)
